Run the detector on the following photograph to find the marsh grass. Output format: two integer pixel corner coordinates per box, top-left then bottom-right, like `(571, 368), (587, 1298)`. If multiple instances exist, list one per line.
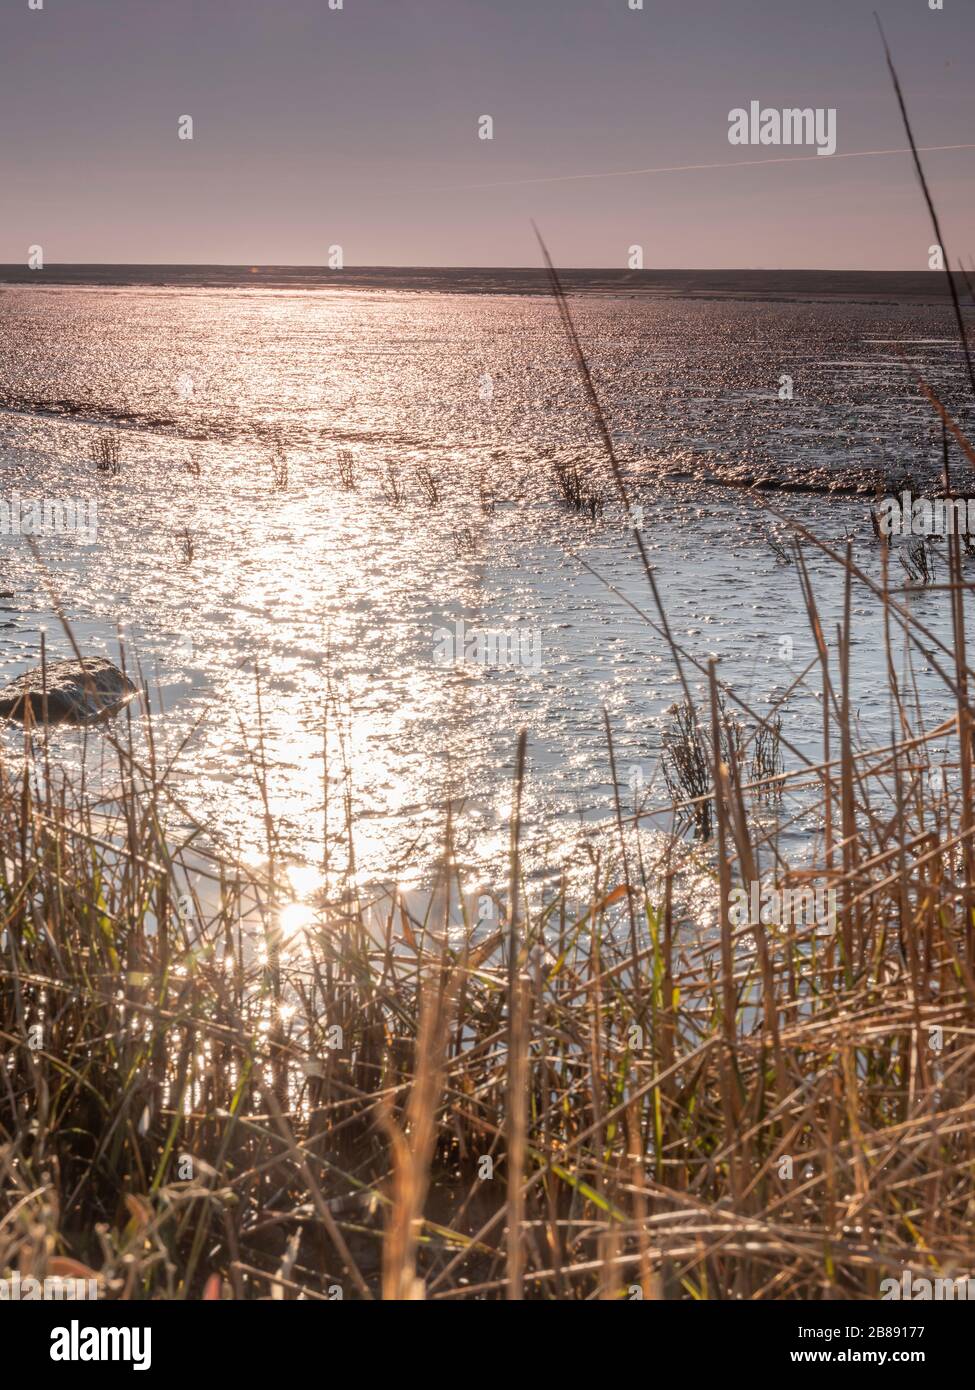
(662, 701), (712, 837)
(173, 527), (195, 565)
(4, 546), (975, 1301)
(380, 462), (403, 506)
(662, 698), (748, 838)
(553, 457), (605, 519)
(765, 531), (793, 565)
(477, 467), (496, 515)
(89, 431), (122, 476)
(452, 524), (478, 557)
(270, 454), (289, 491)
(414, 466), (441, 507)
(4, 32), (975, 1302)
(337, 449), (356, 492)
(749, 714), (784, 794)
(898, 536), (936, 587)
(7, 364), (975, 1297)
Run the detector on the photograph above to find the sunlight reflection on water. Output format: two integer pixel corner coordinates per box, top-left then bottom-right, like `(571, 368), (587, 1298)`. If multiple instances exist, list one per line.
(1, 283), (973, 893)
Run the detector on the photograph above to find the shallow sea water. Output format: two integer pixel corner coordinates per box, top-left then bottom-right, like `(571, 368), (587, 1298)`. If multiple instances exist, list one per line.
(1, 279), (973, 901)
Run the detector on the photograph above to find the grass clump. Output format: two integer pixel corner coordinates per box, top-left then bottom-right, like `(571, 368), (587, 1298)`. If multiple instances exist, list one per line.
(337, 449), (356, 491)
(89, 431), (122, 475)
(553, 457), (605, 519)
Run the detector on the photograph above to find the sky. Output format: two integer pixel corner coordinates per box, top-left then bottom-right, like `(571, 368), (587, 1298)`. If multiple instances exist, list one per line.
(1, 0), (973, 269)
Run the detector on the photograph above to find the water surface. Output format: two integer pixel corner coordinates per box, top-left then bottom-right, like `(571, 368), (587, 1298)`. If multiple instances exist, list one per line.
(1, 274), (973, 896)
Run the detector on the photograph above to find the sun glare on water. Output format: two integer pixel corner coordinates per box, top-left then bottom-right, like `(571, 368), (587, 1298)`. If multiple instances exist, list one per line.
(279, 901), (317, 937)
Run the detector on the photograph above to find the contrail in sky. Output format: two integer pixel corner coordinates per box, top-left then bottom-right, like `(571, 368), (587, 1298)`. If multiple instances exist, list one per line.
(447, 143), (975, 191)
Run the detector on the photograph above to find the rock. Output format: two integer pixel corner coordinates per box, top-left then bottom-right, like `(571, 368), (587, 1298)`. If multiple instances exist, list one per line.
(0, 657), (137, 725)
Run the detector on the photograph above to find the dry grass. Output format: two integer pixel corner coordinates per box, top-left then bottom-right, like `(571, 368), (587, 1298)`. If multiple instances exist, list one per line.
(379, 462), (403, 506)
(898, 537), (936, 587)
(336, 449), (356, 492)
(3, 512), (975, 1301)
(3, 33), (974, 1303)
(88, 431), (122, 476)
(173, 527), (195, 566)
(553, 456), (605, 519)
(414, 466), (441, 507)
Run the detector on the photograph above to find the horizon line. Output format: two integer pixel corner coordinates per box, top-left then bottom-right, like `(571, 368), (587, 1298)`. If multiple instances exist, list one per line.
(0, 264), (968, 274)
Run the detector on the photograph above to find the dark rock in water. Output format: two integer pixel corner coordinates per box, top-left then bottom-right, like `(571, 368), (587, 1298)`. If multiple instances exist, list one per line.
(0, 657), (136, 725)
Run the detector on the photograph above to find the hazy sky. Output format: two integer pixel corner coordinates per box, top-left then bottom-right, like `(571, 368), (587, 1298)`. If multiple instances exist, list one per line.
(2, 0), (973, 268)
